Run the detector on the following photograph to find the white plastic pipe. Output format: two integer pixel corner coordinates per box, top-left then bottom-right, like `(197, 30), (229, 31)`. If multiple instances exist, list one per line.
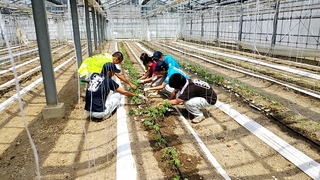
(161, 43), (320, 99)
(115, 43), (137, 180)
(174, 41), (320, 80)
(0, 56), (75, 112)
(173, 106), (231, 180)
(215, 100), (320, 180)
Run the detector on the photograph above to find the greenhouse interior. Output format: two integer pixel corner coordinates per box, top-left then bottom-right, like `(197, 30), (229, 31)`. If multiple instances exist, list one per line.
(0, 0), (319, 179)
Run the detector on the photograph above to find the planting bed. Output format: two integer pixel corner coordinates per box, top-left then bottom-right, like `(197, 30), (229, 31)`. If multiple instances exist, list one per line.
(139, 39), (320, 146)
(0, 40), (319, 179)
(121, 41), (320, 179)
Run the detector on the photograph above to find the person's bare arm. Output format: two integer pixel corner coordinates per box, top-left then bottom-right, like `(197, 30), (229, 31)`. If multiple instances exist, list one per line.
(115, 73), (137, 90)
(168, 98), (183, 105)
(146, 82), (166, 91)
(148, 75), (164, 86)
(116, 86), (137, 97)
(158, 75), (165, 85)
(169, 89), (178, 100)
(158, 97), (183, 107)
(142, 73), (157, 83)
(116, 86), (147, 100)
(139, 71), (151, 80)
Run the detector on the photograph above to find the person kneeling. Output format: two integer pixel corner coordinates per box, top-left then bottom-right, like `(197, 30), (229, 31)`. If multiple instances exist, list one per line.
(166, 73), (217, 123)
(84, 63), (146, 121)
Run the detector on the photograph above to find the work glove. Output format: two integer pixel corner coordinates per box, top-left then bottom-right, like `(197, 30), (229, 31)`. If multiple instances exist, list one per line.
(137, 94), (148, 101)
(143, 88), (151, 92)
(148, 92), (158, 97)
(138, 79), (144, 83)
(144, 83), (151, 87)
(152, 76), (157, 81)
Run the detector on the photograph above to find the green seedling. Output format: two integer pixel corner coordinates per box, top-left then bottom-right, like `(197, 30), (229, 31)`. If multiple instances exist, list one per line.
(162, 147), (181, 167)
(153, 133), (166, 147)
(128, 109), (138, 116)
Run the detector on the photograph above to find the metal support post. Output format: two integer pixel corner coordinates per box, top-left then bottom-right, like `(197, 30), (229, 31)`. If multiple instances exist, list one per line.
(69, 0), (82, 67)
(91, 9), (98, 51)
(31, 0), (65, 119)
(216, 8), (220, 46)
(201, 13), (204, 37)
(238, 3), (243, 42)
(190, 19), (193, 36)
(271, 0), (280, 47)
(31, 0), (58, 105)
(84, 0), (92, 56)
(102, 17), (105, 42)
(96, 12), (101, 49)
(238, 2), (244, 50)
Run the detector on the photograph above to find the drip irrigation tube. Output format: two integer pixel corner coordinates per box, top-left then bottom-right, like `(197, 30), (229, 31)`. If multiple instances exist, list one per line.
(228, 85), (320, 149)
(179, 53), (320, 149)
(150, 41), (320, 149)
(157, 42), (320, 100)
(155, 118), (185, 179)
(129, 40), (319, 179)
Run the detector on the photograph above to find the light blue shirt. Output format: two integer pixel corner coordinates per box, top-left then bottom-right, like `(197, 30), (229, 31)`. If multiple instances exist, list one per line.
(164, 56), (180, 69)
(164, 67), (188, 84)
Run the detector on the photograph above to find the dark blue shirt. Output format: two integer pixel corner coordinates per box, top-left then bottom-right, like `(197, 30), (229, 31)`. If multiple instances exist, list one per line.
(85, 73), (119, 112)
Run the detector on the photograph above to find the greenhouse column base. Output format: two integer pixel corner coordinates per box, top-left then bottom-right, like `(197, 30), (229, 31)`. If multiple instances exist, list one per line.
(42, 103), (65, 120)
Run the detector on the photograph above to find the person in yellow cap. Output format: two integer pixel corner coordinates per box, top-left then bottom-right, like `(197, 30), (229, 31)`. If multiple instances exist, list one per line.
(78, 51), (136, 89)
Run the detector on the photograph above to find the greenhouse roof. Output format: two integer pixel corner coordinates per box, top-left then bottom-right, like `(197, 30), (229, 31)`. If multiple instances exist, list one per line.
(0, 0), (255, 16)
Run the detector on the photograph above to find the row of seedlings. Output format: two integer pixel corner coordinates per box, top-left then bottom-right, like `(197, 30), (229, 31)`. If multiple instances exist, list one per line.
(120, 42), (188, 180)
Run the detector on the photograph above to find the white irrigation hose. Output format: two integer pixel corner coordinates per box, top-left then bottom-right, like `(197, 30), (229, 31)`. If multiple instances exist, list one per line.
(215, 100), (320, 180)
(0, 56), (75, 112)
(115, 43), (137, 180)
(173, 106), (231, 180)
(0, 45), (67, 75)
(0, 44), (26, 53)
(134, 41), (153, 56)
(161, 42), (320, 99)
(134, 41), (320, 179)
(0, 66), (40, 89)
(0, 46), (69, 89)
(0, 48), (38, 62)
(173, 41), (320, 80)
(128, 41), (230, 179)
(0, 56), (39, 75)
(125, 41), (145, 70)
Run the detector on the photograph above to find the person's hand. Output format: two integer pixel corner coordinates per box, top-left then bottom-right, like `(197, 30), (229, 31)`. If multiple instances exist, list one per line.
(138, 79), (144, 84)
(137, 94), (148, 101)
(157, 100), (169, 107)
(145, 82), (151, 86)
(130, 83), (137, 90)
(144, 87), (151, 92)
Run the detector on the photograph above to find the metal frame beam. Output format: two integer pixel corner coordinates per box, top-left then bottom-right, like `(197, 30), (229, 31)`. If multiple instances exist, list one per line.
(80, 0), (106, 16)
(142, 0), (188, 18)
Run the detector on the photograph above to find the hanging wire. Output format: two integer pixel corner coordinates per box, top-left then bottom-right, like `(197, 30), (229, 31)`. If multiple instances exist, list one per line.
(253, 0), (261, 57)
(80, 3), (102, 178)
(0, 12), (40, 180)
(66, 0), (93, 177)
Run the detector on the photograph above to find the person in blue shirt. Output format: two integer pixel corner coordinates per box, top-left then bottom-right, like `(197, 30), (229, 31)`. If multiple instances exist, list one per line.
(152, 51), (180, 69)
(85, 63), (146, 121)
(144, 61), (188, 97)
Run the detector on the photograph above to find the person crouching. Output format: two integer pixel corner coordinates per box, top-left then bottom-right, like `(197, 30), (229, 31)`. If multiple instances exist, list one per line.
(85, 62), (146, 121)
(167, 73), (217, 123)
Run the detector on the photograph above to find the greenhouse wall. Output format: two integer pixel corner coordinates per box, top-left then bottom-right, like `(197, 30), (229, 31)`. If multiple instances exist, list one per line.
(1, 0), (319, 57)
(180, 0), (320, 56)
